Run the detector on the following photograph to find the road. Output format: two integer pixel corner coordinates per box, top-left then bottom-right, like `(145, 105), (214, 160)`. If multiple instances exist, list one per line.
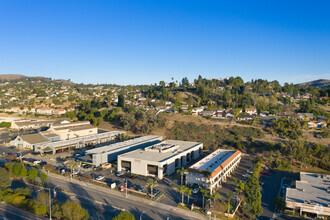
(46, 174), (205, 220)
(0, 202), (43, 220)
(258, 170), (298, 220)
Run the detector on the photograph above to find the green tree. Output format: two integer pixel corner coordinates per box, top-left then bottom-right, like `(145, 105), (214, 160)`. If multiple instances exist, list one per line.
(28, 168), (38, 179)
(112, 211), (135, 220)
(178, 185), (188, 204)
(245, 175), (263, 217)
(145, 178), (158, 198)
(12, 163), (22, 176)
(187, 188), (192, 204)
(0, 168), (12, 190)
(118, 93), (125, 108)
(61, 200), (89, 220)
(200, 187), (209, 208)
(20, 166), (28, 177)
(51, 200), (63, 220)
(39, 172), (48, 182)
(274, 196), (286, 213)
(211, 193), (221, 209)
(33, 191), (49, 215)
(176, 167), (187, 186)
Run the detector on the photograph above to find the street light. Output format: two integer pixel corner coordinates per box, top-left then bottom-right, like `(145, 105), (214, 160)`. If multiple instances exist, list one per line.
(140, 211), (145, 220)
(37, 188), (52, 220)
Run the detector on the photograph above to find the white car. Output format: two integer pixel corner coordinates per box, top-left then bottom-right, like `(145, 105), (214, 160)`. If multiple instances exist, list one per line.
(205, 209), (212, 215)
(192, 188), (200, 194)
(95, 175), (105, 181)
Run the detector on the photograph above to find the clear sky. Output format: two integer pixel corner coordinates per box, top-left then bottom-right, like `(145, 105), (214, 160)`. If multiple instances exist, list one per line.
(0, 0), (329, 85)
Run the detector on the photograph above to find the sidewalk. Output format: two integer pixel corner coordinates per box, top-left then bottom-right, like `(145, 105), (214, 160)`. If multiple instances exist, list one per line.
(48, 172), (209, 220)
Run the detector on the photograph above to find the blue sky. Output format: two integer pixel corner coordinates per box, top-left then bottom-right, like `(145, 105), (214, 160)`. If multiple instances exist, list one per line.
(0, 0), (329, 85)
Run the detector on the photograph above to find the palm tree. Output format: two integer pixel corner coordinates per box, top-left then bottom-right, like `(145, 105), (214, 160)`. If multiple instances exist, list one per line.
(145, 178), (158, 198)
(187, 188), (192, 205)
(211, 193), (221, 209)
(176, 167), (187, 186)
(200, 187), (209, 208)
(178, 185), (187, 204)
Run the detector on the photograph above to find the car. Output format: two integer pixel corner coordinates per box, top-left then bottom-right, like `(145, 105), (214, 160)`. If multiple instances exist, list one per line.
(152, 188), (159, 195)
(205, 209), (212, 215)
(242, 174), (249, 178)
(95, 175), (105, 181)
(127, 182), (135, 189)
(116, 171), (123, 176)
(93, 167), (102, 171)
(192, 188), (200, 194)
(261, 171), (270, 175)
(39, 161), (47, 167)
(115, 180), (122, 186)
(136, 185), (144, 192)
(282, 184), (290, 189)
(247, 170), (253, 174)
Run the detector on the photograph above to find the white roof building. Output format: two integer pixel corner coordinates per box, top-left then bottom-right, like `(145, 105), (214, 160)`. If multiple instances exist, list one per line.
(118, 140), (203, 179)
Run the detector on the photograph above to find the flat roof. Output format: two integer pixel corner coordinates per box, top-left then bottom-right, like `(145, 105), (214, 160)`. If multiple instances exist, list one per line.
(188, 149), (241, 178)
(286, 172), (330, 207)
(118, 140), (202, 163)
(15, 120), (55, 126)
(36, 131), (124, 149)
(86, 135), (162, 155)
(190, 149), (237, 172)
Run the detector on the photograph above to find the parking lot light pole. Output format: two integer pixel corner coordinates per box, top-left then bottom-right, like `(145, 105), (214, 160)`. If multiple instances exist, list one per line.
(140, 211), (145, 220)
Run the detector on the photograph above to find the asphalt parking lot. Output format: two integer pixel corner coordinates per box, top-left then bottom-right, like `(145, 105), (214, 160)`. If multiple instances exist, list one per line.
(0, 128), (39, 143)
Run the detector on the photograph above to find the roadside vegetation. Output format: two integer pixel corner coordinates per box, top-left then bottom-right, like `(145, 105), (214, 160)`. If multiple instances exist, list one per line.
(0, 161), (89, 220)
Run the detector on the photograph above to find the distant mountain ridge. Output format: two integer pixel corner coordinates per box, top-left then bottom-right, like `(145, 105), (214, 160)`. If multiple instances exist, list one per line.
(0, 74), (27, 80)
(298, 79), (330, 89)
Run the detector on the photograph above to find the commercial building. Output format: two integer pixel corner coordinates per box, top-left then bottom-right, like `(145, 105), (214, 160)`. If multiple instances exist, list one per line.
(47, 121), (98, 140)
(10, 133), (51, 149)
(185, 149), (241, 194)
(34, 131), (124, 154)
(11, 119), (55, 130)
(285, 172), (330, 218)
(82, 135), (162, 166)
(117, 140), (203, 179)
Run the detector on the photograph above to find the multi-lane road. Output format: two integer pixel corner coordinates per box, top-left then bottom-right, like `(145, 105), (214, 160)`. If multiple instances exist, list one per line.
(46, 174), (206, 220)
(0, 202), (43, 220)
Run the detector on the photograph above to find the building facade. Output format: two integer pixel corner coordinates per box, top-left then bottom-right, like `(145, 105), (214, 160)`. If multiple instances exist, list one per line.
(118, 140), (203, 179)
(185, 149), (241, 194)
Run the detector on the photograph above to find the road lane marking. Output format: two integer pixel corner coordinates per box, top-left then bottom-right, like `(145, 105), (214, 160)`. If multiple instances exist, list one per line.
(0, 206), (40, 220)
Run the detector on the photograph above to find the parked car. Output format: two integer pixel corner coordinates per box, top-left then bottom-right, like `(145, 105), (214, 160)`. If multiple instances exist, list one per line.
(115, 180), (122, 186)
(205, 209), (212, 215)
(116, 171), (123, 176)
(261, 171), (270, 175)
(152, 188), (159, 196)
(247, 170), (253, 174)
(192, 188), (200, 194)
(136, 185), (144, 192)
(95, 175), (105, 181)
